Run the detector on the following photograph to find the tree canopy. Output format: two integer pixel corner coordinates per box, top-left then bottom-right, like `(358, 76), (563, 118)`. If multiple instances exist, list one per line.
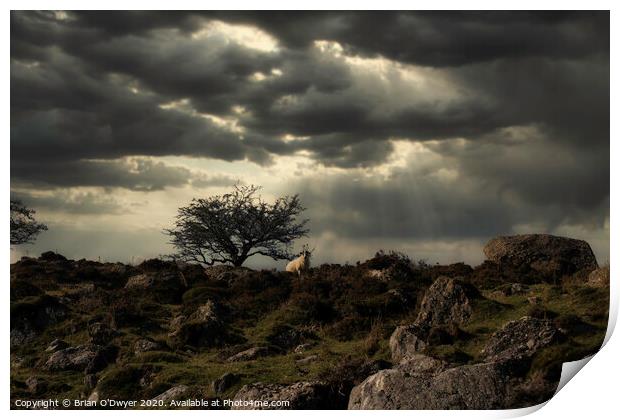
(10, 200), (47, 245)
(165, 185), (309, 267)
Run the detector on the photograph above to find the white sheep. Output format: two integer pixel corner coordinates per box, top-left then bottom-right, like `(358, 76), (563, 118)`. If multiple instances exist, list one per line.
(286, 245), (314, 278)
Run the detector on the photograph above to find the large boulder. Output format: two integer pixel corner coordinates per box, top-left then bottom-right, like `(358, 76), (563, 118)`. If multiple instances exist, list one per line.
(483, 234), (598, 276)
(348, 355), (510, 410)
(44, 345), (102, 371)
(480, 316), (564, 363)
(415, 276), (478, 328)
(151, 385), (189, 403)
(351, 312), (565, 409)
(45, 338), (69, 353)
(231, 382), (335, 410)
(43, 344), (117, 373)
(389, 324), (427, 363)
(387, 276), (481, 362)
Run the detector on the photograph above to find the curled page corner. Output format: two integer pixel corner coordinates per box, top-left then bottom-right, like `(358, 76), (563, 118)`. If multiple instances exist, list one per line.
(554, 355), (595, 396)
(501, 401), (548, 418)
(542, 266), (618, 404)
(499, 354), (599, 418)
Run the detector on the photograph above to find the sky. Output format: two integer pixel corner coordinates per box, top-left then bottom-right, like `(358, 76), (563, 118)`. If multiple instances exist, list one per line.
(10, 11), (610, 268)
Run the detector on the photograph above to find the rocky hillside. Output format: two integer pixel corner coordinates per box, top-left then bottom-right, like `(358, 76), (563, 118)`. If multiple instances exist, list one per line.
(10, 234), (609, 409)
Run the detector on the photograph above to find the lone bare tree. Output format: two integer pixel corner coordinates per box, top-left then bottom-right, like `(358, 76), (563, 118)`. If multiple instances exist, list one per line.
(165, 185), (309, 267)
(10, 200), (47, 245)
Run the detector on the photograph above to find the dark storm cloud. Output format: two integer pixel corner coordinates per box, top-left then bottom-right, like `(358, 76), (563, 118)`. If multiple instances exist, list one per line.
(210, 11), (609, 66)
(294, 171), (515, 241)
(452, 55), (610, 148)
(428, 130), (610, 216)
(10, 53), (248, 161)
(292, 139), (609, 242)
(302, 137), (396, 168)
(11, 158), (194, 191)
(10, 10), (609, 235)
(11, 190), (126, 215)
(36, 11), (605, 66)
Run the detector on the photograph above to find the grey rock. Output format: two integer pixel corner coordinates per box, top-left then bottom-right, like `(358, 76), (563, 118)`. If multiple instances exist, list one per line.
(232, 381), (333, 410)
(349, 357), (510, 409)
(366, 269), (387, 281)
(188, 300), (219, 323)
(480, 316), (564, 363)
(389, 324), (427, 363)
(46, 338), (69, 352)
(152, 385), (189, 403)
(134, 338), (163, 354)
(388, 276), (480, 363)
(350, 313), (564, 409)
(483, 234), (598, 276)
(294, 343), (314, 354)
(296, 355), (319, 365)
(44, 344), (116, 374)
(44, 345), (102, 371)
(398, 353), (446, 375)
(415, 276), (477, 327)
(125, 273), (155, 288)
(227, 346), (272, 362)
(88, 390), (100, 403)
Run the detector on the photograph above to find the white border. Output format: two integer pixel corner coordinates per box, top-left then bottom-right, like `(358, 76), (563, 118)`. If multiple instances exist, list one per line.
(4, 3), (616, 419)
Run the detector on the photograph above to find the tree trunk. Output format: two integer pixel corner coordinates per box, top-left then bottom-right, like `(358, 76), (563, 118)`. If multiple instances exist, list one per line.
(233, 255), (247, 267)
